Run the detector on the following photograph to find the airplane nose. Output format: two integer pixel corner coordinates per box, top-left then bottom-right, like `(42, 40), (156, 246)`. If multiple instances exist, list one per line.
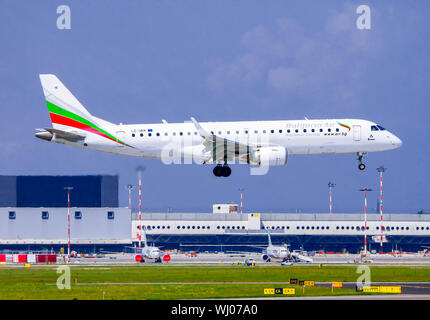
(391, 135), (402, 148)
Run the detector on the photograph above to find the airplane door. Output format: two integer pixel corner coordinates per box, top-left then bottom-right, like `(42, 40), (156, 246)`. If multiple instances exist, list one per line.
(116, 131), (125, 148)
(352, 125), (361, 141)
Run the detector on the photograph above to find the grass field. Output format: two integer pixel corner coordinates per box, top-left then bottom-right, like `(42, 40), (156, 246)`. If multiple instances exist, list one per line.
(0, 264), (429, 300)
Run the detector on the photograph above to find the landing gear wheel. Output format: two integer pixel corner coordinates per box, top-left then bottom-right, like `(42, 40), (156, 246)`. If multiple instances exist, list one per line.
(356, 152), (367, 171)
(213, 165), (231, 177)
(222, 166), (231, 177)
(213, 165), (223, 177)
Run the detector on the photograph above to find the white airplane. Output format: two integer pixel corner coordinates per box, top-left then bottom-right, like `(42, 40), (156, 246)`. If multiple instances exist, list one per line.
(133, 228), (166, 263)
(261, 232), (313, 263)
(36, 74), (402, 177)
(261, 232), (290, 262)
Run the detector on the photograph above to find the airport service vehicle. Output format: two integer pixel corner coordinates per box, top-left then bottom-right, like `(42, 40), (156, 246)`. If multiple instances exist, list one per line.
(244, 258), (255, 266)
(36, 74), (402, 177)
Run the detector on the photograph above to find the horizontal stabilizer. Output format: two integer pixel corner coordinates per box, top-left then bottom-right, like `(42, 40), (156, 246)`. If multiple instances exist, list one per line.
(35, 128), (86, 142)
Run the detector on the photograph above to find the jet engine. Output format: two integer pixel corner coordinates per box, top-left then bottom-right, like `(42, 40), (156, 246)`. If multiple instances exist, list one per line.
(261, 254), (269, 261)
(250, 147), (288, 166)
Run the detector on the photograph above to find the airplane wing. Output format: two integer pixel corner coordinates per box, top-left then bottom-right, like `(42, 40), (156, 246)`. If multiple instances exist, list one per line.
(190, 117), (253, 164)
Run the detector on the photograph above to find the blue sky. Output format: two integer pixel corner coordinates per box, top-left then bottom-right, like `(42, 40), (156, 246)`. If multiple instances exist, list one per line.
(0, 1), (429, 213)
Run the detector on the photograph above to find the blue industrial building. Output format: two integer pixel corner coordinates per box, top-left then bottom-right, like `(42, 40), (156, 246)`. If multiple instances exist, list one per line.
(0, 175), (118, 208)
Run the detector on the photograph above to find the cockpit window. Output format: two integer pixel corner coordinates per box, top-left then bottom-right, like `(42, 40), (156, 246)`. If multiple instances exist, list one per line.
(371, 125), (379, 131)
(377, 125), (386, 131)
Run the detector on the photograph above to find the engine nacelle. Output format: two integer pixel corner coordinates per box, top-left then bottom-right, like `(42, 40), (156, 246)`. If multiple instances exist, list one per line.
(250, 147), (288, 166)
(261, 254), (269, 261)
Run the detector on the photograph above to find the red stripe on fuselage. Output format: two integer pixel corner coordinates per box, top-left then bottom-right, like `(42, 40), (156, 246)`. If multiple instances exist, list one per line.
(49, 113), (118, 144)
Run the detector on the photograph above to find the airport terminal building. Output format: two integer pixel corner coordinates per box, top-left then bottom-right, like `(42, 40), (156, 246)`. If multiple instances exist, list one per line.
(1, 175), (430, 253)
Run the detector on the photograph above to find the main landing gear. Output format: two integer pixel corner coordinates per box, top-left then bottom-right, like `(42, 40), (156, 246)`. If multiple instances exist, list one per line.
(357, 152), (367, 171)
(213, 164), (231, 177)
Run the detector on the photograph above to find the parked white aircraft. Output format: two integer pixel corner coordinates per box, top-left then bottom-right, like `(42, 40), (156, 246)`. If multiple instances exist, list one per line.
(261, 232), (312, 263)
(132, 227), (166, 263)
(261, 232), (289, 262)
(36, 74), (402, 177)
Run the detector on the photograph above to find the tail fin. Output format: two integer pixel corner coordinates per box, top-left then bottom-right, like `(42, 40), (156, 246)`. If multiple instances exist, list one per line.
(267, 230), (272, 246)
(39, 74), (94, 130)
(39, 74), (131, 147)
(142, 228), (148, 247)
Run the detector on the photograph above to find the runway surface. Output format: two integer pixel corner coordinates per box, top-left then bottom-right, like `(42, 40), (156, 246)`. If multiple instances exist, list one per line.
(62, 252), (430, 266)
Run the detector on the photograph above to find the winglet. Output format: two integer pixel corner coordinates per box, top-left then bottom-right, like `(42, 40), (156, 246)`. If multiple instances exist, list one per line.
(190, 117), (212, 138)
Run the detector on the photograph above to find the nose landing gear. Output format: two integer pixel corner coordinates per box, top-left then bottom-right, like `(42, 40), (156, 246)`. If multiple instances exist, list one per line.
(357, 152), (367, 170)
(213, 164), (231, 177)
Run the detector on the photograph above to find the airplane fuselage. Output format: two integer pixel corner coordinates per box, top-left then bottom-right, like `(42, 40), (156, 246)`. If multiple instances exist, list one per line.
(50, 118), (402, 161)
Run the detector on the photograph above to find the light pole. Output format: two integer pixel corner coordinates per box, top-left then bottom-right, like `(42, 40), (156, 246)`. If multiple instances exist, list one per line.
(125, 184), (134, 209)
(359, 187), (372, 257)
(328, 182), (335, 215)
(239, 188), (244, 214)
(377, 166), (387, 253)
(136, 166), (145, 248)
(64, 187), (73, 262)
